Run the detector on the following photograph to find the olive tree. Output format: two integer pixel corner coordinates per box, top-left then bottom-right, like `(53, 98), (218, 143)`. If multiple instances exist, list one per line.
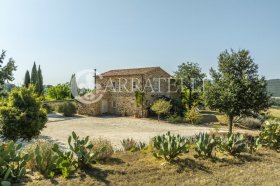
(151, 99), (171, 121)
(204, 49), (271, 134)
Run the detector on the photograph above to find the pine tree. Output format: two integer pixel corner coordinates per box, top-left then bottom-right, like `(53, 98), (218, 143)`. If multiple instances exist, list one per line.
(24, 70), (31, 87)
(38, 65), (43, 95)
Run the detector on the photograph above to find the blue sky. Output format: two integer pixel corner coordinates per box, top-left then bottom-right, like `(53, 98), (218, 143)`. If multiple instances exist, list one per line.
(0, 0), (279, 85)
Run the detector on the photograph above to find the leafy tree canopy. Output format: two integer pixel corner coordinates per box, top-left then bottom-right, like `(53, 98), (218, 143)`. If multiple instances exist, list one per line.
(174, 62), (206, 109)
(46, 83), (72, 100)
(204, 49), (271, 133)
(0, 50), (17, 92)
(151, 99), (171, 121)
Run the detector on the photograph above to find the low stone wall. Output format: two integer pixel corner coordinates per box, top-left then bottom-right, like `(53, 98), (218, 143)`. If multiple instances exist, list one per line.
(76, 102), (101, 116)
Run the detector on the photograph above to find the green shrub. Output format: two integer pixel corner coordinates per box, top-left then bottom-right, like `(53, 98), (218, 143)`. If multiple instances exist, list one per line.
(91, 138), (114, 161)
(153, 131), (189, 161)
(42, 103), (53, 114)
(0, 85), (48, 141)
(57, 102), (76, 117)
(151, 99), (171, 121)
(166, 114), (184, 124)
(51, 144), (76, 178)
(246, 136), (262, 154)
(121, 138), (137, 151)
(0, 141), (29, 185)
(121, 139), (146, 152)
(259, 120), (280, 151)
(68, 132), (97, 169)
(219, 133), (247, 156)
(195, 133), (219, 158)
(25, 140), (57, 178)
(185, 106), (201, 124)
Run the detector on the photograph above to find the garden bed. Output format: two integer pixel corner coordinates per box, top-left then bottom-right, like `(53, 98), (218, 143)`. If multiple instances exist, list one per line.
(22, 148), (280, 186)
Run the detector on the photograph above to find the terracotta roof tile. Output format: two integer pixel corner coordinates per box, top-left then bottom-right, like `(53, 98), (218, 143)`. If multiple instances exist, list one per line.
(100, 67), (166, 77)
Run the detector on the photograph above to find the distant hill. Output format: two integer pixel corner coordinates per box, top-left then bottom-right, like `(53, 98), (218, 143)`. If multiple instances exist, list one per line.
(267, 79), (280, 97)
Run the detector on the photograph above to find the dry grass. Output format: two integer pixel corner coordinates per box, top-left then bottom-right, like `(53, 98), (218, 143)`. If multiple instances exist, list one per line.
(22, 148), (280, 186)
(268, 108), (280, 119)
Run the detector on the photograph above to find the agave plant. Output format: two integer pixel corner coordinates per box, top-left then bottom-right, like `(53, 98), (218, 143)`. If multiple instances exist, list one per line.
(246, 136), (262, 154)
(195, 132), (218, 158)
(220, 133), (247, 156)
(153, 131), (189, 161)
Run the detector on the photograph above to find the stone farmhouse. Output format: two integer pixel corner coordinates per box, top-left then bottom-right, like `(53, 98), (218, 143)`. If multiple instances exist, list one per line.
(77, 67), (179, 117)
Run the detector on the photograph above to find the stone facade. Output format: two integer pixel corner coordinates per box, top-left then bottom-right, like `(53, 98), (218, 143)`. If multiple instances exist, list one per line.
(77, 67), (179, 117)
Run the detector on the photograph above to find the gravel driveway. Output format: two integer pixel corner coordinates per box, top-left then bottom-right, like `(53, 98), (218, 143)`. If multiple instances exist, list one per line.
(41, 114), (226, 149)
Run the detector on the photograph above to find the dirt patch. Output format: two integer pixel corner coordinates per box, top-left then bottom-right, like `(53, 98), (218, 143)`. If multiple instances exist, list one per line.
(41, 114), (254, 149)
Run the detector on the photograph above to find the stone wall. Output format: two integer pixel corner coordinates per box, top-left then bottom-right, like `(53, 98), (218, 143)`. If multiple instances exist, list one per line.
(77, 68), (179, 117)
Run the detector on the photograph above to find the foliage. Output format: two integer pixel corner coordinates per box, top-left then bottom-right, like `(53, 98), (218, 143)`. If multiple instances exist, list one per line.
(271, 98), (280, 107)
(151, 99), (171, 121)
(195, 133), (219, 158)
(68, 131), (97, 169)
(166, 114), (184, 123)
(135, 91), (145, 107)
(57, 102), (76, 117)
(246, 136), (262, 154)
(185, 106), (201, 124)
(204, 49), (271, 133)
(0, 85), (47, 141)
(153, 131), (189, 161)
(259, 120), (280, 151)
(52, 144), (76, 178)
(219, 133), (247, 156)
(46, 83), (72, 100)
(121, 138), (137, 151)
(25, 140), (57, 178)
(31, 62), (38, 86)
(0, 50), (17, 94)
(24, 70), (30, 88)
(37, 65), (44, 95)
(91, 138), (114, 161)
(174, 62), (206, 109)
(42, 103), (53, 114)
(0, 141), (29, 184)
(121, 138), (145, 152)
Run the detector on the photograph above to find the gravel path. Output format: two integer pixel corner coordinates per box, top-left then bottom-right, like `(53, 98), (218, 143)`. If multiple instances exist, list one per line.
(41, 114), (225, 149)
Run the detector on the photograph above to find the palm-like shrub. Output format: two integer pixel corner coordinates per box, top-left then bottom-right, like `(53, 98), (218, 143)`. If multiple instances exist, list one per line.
(259, 120), (280, 151)
(0, 85), (47, 141)
(153, 131), (189, 161)
(195, 133), (218, 158)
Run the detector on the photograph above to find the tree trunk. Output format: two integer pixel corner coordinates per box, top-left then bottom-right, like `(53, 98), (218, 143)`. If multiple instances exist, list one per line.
(228, 115), (234, 134)
(189, 87), (192, 109)
(158, 114), (160, 122)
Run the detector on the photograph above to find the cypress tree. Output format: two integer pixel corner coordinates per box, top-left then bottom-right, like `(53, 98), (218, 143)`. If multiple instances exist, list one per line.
(24, 70), (31, 87)
(31, 62), (38, 85)
(38, 65), (43, 95)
